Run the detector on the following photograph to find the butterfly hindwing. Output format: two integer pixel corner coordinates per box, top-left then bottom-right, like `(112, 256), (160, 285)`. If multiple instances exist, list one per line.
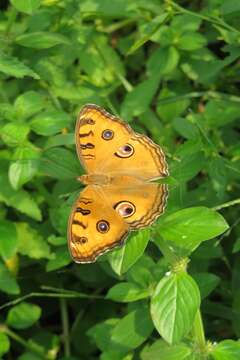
(68, 185), (129, 263)
(101, 182), (168, 230)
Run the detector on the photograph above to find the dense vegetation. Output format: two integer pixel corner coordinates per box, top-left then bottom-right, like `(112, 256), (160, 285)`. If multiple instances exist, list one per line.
(0, 0), (240, 359)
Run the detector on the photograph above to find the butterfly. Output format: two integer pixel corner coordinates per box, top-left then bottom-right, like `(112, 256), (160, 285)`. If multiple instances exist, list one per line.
(68, 104), (168, 263)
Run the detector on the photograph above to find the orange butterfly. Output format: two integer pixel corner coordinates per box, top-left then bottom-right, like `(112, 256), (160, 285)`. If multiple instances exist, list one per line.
(68, 104), (168, 263)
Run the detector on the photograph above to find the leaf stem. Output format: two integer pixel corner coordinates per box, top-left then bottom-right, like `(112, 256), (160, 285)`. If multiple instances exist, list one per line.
(60, 298), (71, 357)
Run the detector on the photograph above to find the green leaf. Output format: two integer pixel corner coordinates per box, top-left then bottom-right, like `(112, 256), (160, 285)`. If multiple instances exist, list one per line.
(157, 88), (190, 122)
(10, 0), (41, 14)
(1, 123), (30, 147)
(46, 247), (71, 271)
(47, 235), (66, 246)
(221, 0), (240, 14)
(0, 171), (42, 221)
(0, 262), (20, 295)
(7, 302), (41, 329)
(151, 272), (200, 344)
(158, 207), (229, 253)
(0, 333), (10, 356)
(30, 111), (71, 136)
(15, 32), (70, 49)
(193, 272), (220, 299)
(9, 160), (38, 190)
(211, 340), (240, 360)
(147, 46), (179, 77)
(173, 117), (199, 139)
(44, 133), (74, 149)
(170, 151), (205, 183)
(177, 32), (207, 51)
(0, 220), (18, 260)
(141, 339), (192, 360)
(121, 75), (160, 120)
(108, 229), (150, 275)
(106, 282), (149, 302)
(128, 14), (168, 54)
(0, 52), (39, 79)
(87, 319), (118, 352)
(111, 305), (154, 352)
(204, 100), (240, 127)
(39, 148), (80, 179)
(14, 91), (45, 120)
(16, 222), (51, 259)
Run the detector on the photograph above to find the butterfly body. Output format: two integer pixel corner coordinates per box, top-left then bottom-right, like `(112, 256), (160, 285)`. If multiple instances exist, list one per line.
(68, 104), (168, 263)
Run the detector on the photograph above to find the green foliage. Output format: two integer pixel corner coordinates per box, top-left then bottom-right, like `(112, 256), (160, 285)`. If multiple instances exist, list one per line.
(0, 0), (239, 359)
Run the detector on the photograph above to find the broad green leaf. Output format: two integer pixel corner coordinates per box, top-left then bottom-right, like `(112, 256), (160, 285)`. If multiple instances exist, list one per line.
(0, 53), (39, 79)
(221, 0), (240, 14)
(17, 353), (43, 360)
(158, 207), (229, 253)
(9, 160), (38, 190)
(204, 100), (239, 127)
(177, 32), (207, 51)
(151, 272), (200, 344)
(10, 0), (41, 14)
(14, 91), (45, 120)
(101, 351), (133, 360)
(0, 170), (42, 221)
(157, 88), (190, 122)
(39, 148), (80, 179)
(0, 262), (20, 294)
(0, 220), (18, 260)
(16, 222), (51, 259)
(1, 123), (30, 147)
(47, 235), (66, 246)
(111, 306), (153, 352)
(30, 111), (71, 136)
(108, 229), (150, 275)
(173, 117), (199, 139)
(121, 75), (160, 120)
(106, 282), (149, 302)
(0, 333), (10, 356)
(128, 14), (168, 54)
(147, 46), (179, 77)
(79, 35), (125, 87)
(171, 14), (201, 32)
(193, 272), (220, 299)
(15, 32), (70, 49)
(170, 151), (205, 183)
(7, 302), (41, 329)
(211, 340), (240, 360)
(141, 339), (192, 360)
(46, 247), (71, 271)
(44, 133), (75, 149)
(87, 319), (119, 352)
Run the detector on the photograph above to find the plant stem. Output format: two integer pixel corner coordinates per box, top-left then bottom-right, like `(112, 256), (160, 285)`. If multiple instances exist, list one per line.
(0, 290), (104, 311)
(212, 198), (240, 211)
(168, 1), (240, 35)
(2, 326), (48, 359)
(192, 310), (207, 358)
(60, 298), (71, 357)
(5, 7), (17, 35)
